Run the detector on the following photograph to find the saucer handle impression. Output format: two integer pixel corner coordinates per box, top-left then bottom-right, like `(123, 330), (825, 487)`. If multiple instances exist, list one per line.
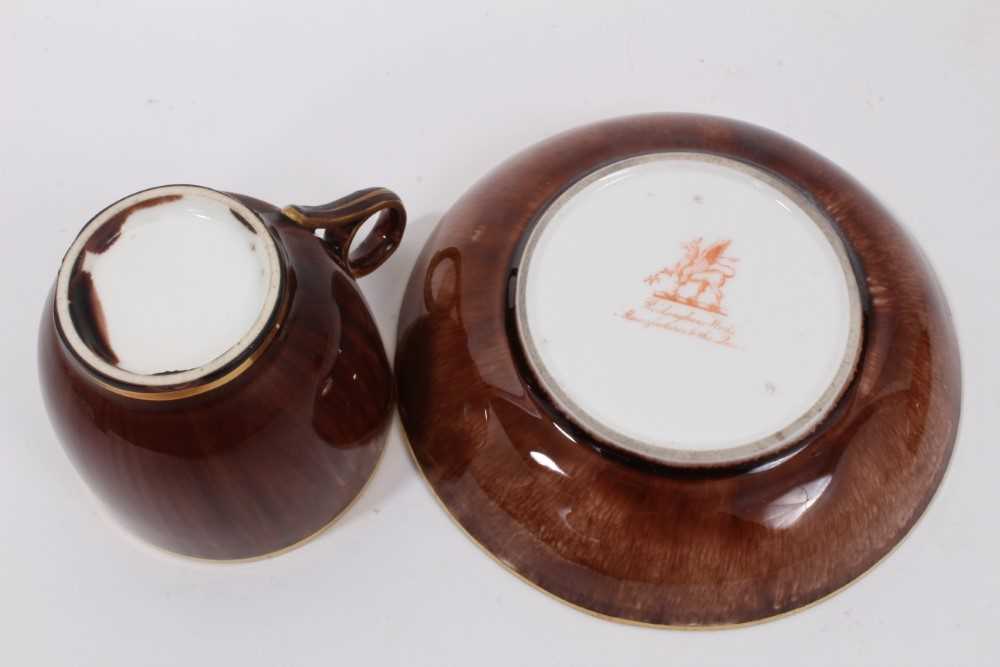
(283, 187), (406, 277)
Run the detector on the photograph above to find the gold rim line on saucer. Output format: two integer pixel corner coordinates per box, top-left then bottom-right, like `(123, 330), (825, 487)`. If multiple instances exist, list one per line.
(398, 423), (956, 630)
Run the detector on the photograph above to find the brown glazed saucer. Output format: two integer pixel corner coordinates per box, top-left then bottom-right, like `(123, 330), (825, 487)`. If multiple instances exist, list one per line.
(395, 114), (961, 626)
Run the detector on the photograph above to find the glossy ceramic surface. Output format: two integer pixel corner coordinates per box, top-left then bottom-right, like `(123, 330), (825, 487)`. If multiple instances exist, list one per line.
(516, 153), (863, 466)
(56, 186), (283, 385)
(40, 185), (405, 559)
(395, 114), (961, 626)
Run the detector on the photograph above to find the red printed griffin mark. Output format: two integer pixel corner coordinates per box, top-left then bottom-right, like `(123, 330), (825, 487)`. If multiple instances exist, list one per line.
(620, 238), (739, 348)
(644, 238), (737, 314)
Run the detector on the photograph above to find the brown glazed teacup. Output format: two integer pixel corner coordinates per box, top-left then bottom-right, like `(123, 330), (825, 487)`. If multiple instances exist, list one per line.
(38, 184), (405, 560)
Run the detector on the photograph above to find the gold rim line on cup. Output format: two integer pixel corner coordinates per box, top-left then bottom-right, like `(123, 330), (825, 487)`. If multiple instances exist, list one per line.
(65, 293), (289, 402)
(79, 190), (391, 402)
(114, 414), (396, 563)
(53, 185), (285, 391)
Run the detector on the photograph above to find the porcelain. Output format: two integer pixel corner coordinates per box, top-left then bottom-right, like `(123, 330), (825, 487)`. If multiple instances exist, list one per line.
(395, 114), (961, 626)
(516, 153), (863, 466)
(40, 184), (405, 559)
(57, 187), (283, 385)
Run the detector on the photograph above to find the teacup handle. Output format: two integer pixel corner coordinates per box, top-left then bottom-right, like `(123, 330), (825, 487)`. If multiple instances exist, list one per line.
(282, 187), (406, 278)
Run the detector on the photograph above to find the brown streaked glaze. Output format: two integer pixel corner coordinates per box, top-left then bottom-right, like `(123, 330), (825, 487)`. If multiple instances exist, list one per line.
(66, 270), (118, 365)
(84, 193), (183, 254)
(229, 207), (256, 233)
(284, 187), (406, 278)
(67, 192), (188, 366)
(395, 114), (961, 626)
(39, 186), (405, 560)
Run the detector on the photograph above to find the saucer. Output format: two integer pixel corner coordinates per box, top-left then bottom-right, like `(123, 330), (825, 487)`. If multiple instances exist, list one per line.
(396, 114), (961, 626)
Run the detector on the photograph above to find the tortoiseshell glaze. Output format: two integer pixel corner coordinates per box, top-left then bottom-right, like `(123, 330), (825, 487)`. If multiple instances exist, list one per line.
(39, 189), (404, 560)
(395, 114), (961, 626)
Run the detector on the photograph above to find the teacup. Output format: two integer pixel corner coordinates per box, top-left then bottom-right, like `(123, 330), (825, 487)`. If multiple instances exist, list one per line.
(38, 184), (405, 560)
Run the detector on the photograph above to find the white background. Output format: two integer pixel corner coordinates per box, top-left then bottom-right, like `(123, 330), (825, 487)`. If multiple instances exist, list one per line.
(2, 2), (997, 665)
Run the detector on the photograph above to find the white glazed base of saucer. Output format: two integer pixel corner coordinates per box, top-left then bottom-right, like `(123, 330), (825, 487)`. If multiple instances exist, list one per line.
(515, 153), (863, 467)
(55, 185), (283, 388)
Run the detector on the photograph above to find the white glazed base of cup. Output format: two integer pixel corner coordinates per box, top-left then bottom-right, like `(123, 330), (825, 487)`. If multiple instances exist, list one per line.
(515, 153), (863, 467)
(55, 185), (282, 388)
